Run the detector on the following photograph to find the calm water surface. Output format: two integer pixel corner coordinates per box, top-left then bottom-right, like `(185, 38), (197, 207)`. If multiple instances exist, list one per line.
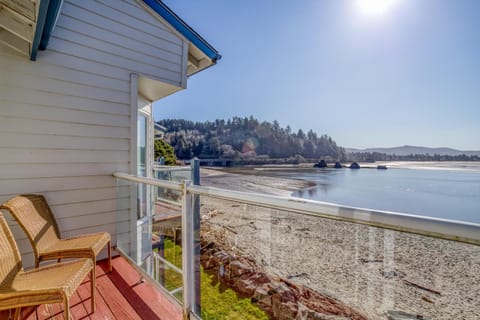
(270, 167), (480, 223)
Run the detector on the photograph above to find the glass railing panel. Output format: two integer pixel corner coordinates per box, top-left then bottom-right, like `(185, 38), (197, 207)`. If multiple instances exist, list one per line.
(115, 177), (184, 304)
(152, 195), (184, 302)
(154, 168), (189, 204)
(197, 195), (480, 320)
(154, 166), (192, 183)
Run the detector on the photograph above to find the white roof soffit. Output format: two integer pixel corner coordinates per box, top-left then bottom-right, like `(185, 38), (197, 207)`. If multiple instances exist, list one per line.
(138, 75), (182, 101)
(0, 0), (63, 60)
(0, 0), (37, 56)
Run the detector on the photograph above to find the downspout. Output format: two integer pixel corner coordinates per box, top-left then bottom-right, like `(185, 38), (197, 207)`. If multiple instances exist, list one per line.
(30, 0), (64, 61)
(39, 0), (64, 50)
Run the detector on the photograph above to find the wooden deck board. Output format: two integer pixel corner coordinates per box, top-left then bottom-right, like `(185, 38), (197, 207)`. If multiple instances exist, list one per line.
(0, 256), (183, 320)
(101, 258), (182, 320)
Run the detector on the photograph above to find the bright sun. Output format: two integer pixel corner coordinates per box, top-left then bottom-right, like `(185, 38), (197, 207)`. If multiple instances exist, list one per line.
(357, 0), (398, 16)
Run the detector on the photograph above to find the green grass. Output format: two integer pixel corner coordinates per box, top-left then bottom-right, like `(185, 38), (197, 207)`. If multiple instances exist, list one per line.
(200, 268), (269, 320)
(154, 238), (183, 300)
(155, 238), (268, 319)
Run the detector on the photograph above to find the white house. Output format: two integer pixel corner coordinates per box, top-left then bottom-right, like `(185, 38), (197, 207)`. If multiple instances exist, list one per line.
(0, 0), (220, 270)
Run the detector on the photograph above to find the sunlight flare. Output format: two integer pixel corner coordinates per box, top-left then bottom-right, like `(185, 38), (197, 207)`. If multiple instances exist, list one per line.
(357, 0), (398, 15)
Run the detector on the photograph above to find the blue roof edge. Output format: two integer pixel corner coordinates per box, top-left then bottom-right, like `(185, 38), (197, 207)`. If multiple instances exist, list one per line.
(142, 0), (221, 63)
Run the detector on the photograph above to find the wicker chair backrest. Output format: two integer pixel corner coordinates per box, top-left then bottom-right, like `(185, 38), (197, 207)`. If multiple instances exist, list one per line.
(1, 195), (61, 261)
(0, 213), (23, 286)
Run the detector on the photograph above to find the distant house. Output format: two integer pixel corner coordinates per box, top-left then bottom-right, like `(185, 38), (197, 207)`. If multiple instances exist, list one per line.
(154, 122), (167, 140)
(0, 0), (220, 269)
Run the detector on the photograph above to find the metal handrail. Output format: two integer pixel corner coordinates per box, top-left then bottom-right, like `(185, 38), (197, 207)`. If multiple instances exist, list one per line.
(114, 172), (480, 245)
(113, 172), (183, 191)
(153, 165), (191, 172)
(189, 184), (480, 246)
(152, 251), (183, 275)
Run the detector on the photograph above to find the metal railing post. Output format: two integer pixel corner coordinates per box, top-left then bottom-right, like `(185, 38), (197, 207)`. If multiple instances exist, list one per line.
(181, 180), (194, 319)
(191, 157), (200, 185)
(190, 158), (201, 315)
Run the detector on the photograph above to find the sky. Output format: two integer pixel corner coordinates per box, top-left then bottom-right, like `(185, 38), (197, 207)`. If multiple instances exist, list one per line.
(154, 0), (480, 150)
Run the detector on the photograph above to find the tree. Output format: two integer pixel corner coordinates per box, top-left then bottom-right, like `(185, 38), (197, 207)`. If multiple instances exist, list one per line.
(157, 117), (346, 162)
(154, 139), (176, 165)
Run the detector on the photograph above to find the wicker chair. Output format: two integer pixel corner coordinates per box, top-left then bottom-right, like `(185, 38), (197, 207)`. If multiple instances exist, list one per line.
(0, 212), (94, 320)
(0, 194), (112, 308)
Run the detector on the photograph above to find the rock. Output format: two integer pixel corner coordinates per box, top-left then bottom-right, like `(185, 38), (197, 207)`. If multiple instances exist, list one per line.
(233, 277), (257, 297)
(253, 287), (273, 309)
(297, 303), (352, 320)
(275, 301), (298, 320)
(281, 289), (297, 303)
(349, 162), (360, 169)
(233, 272), (271, 296)
(229, 260), (253, 277)
(377, 165), (387, 169)
(314, 160), (328, 168)
(334, 162), (342, 168)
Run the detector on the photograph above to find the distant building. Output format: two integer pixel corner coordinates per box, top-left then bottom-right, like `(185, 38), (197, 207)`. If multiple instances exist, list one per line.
(154, 123), (167, 140)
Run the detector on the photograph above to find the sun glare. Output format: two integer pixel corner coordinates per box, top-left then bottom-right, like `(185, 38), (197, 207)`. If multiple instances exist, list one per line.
(357, 0), (397, 16)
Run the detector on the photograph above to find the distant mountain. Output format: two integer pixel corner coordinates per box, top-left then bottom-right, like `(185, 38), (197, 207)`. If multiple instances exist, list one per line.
(346, 145), (480, 156)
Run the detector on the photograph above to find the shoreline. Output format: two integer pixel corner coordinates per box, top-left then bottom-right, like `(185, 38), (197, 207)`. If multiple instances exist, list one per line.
(201, 168), (315, 197)
(202, 160), (480, 173)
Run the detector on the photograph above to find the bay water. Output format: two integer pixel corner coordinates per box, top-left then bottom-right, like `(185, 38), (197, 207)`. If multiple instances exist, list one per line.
(266, 164), (480, 223)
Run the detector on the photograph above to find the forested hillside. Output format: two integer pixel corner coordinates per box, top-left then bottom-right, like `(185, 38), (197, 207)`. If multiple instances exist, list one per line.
(157, 117), (345, 162)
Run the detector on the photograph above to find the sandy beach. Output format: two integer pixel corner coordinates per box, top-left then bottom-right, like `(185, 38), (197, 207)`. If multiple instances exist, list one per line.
(199, 167), (480, 319)
(201, 167), (315, 196)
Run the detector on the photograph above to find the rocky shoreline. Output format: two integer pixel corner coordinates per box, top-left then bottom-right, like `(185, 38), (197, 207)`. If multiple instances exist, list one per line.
(201, 223), (367, 320)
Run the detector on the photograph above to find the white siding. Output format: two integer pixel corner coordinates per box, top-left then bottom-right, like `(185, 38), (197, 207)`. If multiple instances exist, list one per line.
(0, 0), (185, 268)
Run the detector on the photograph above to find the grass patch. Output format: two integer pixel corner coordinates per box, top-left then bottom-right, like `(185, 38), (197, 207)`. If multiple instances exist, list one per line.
(155, 237), (268, 319)
(201, 268), (268, 320)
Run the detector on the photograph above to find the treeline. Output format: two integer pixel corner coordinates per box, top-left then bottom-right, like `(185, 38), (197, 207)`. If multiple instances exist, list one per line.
(157, 117), (346, 162)
(348, 152), (480, 162)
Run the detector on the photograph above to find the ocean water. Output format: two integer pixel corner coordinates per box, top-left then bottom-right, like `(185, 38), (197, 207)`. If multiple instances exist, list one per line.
(271, 166), (480, 223)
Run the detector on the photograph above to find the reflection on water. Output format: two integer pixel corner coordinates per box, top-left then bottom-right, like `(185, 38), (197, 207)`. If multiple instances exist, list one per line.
(269, 167), (480, 223)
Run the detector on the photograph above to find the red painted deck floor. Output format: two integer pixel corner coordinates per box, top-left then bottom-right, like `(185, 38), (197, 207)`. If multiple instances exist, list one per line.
(0, 257), (183, 320)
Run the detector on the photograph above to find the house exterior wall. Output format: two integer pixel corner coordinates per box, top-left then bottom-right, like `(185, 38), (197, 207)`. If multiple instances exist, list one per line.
(0, 0), (185, 268)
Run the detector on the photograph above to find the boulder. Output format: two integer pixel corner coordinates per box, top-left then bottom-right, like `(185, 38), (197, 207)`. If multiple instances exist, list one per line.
(349, 162), (360, 169)
(334, 162), (342, 168)
(229, 260), (254, 277)
(314, 160), (328, 168)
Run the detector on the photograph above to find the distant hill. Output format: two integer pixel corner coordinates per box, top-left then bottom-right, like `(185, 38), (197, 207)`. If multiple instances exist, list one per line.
(157, 117), (345, 162)
(346, 145), (480, 156)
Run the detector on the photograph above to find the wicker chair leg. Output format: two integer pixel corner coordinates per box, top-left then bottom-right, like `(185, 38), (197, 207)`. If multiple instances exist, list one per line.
(91, 267), (95, 312)
(64, 298), (70, 320)
(107, 241), (112, 273)
(13, 308), (20, 320)
(92, 257), (96, 312)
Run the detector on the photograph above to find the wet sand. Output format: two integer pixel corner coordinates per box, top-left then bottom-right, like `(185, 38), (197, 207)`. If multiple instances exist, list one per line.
(199, 167), (480, 320)
(201, 167), (314, 196)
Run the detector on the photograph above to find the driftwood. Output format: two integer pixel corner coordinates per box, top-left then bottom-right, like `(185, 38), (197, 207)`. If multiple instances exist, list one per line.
(403, 280), (442, 296)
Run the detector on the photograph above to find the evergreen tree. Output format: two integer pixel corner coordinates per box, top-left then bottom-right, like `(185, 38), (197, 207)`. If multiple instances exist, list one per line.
(154, 139), (176, 165)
